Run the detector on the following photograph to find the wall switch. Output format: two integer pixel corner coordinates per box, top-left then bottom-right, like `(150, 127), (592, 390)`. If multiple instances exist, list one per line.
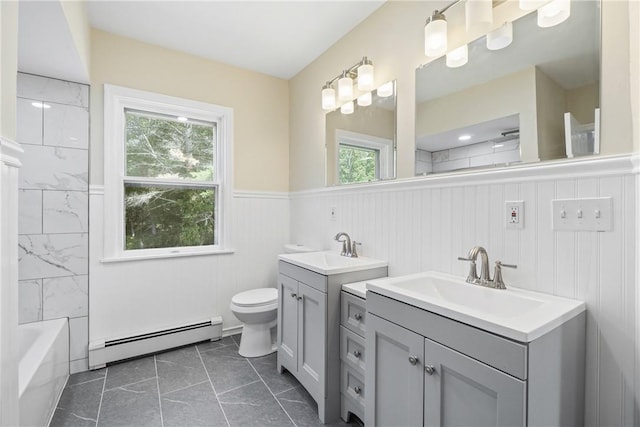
(552, 197), (613, 231)
(505, 201), (524, 229)
(330, 206), (337, 221)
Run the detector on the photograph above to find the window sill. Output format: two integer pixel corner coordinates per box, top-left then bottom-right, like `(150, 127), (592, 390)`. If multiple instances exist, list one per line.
(101, 247), (235, 263)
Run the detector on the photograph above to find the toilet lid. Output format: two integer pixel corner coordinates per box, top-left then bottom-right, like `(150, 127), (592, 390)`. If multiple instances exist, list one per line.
(232, 288), (278, 307)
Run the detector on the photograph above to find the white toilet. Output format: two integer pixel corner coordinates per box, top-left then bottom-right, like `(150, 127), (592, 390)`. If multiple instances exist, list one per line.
(230, 244), (314, 358)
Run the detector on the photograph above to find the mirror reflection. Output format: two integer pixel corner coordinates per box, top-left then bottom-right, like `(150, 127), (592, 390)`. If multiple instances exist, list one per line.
(415, 0), (600, 175)
(326, 81), (396, 185)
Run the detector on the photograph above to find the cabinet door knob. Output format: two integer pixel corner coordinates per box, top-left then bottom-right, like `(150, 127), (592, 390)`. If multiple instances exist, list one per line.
(354, 313), (363, 321)
(408, 356), (419, 365)
(425, 365), (436, 375)
(353, 350), (361, 358)
(290, 292), (297, 298)
(297, 296), (302, 300)
(354, 386), (362, 395)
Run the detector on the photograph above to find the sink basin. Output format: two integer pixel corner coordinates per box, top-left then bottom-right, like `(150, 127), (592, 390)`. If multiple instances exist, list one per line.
(366, 271), (585, 342)
(279, 251), (387, 275)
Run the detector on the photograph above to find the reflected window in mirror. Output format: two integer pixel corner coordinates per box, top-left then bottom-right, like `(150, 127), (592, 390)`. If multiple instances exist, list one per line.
(415, 0), (600, 176)
(326, 81), (397, 186)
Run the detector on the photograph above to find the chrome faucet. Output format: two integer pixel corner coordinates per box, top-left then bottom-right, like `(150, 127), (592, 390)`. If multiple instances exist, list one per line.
(458, 246), (517, 289)
(334, 232), (360, 258)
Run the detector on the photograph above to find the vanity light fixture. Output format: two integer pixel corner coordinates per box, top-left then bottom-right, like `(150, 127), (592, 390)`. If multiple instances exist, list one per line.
(425, 10), (448, 57)
(486, 21), (513, 50)
(458, 134), (472, 141)
(340, 101), (354, 115)
(537, 0), (570, 28)
(357, 92), (372, 107)
(377, 81), (394, 98)
(446, 44), (469, 68)
(321, 57), (375, 110)
(519, 0), (546, 11)
(465, 0), (493, 33)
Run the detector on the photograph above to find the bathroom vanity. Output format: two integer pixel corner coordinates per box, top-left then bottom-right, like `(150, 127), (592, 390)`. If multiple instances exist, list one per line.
(277, 251), (387, 423)
(365, 271), (586, 427)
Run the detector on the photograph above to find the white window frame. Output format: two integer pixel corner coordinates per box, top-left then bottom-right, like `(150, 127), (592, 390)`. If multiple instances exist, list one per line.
(335, 129), (394, 184)
(103, 84), (234, 261)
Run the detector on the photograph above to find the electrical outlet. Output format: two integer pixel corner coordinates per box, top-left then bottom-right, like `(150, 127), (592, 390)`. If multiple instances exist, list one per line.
(505, 201), (524, 229)
(330, 206), (337, 221)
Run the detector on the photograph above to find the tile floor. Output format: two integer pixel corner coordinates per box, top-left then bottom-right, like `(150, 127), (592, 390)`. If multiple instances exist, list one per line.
(50, 335), (359, 427)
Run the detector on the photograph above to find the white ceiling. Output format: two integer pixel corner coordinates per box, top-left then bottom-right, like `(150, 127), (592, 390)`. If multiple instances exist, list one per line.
(87, 0), (386, 80)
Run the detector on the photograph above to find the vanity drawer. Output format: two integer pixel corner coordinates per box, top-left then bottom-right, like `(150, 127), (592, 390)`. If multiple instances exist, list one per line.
(340, 326), (366, 376)
(341, 364), (365, 417)
(341, 291), (366, 336)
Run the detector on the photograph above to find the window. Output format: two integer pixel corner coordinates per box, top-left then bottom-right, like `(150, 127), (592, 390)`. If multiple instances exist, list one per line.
(335, 129), (394, 185)
(104, 85), (233, 260)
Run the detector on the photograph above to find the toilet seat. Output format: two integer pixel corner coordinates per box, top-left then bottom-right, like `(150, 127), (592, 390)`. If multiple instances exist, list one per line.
(231, 288), (277, 307)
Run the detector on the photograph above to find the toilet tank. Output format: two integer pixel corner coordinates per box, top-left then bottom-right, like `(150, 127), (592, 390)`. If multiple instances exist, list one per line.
(283, 244), (315, 254)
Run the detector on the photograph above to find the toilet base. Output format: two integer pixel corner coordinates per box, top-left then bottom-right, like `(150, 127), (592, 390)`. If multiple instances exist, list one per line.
(238, 322), (276, 358)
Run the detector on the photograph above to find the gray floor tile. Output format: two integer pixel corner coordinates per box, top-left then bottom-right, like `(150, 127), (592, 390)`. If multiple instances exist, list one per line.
(250, 352), (299, 395)
(104, 355), (157, 390)
(231, 334), (241, 346)
(50, 375), (104, 427)
(66, 368), (106, 387)
(161, 381), (227, 427)
(98, 378), (161, 427)
(276, 386), (356, 427)
(196, 335), (238, 353)
(156, 346), (209, 394)
(219, 380), (293, 427)
(200, 344), (259, 394)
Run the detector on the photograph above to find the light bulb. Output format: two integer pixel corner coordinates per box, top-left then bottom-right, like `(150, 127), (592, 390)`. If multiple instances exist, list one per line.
(377, 81), (394, 98)
(357, 92), (372, 107)
(322, 86), (336, 110)
(446, 44), (468, 68)
(340, 101), (354, 115)
(357, 61), (374, 91)
(486, 22), (513, 50)
(465, 0), (493, 33)
(424, 12), (447, 57)
(538, 0), (570, 28)
(519, 0), (546, 11)
(338, 75), (353, 102)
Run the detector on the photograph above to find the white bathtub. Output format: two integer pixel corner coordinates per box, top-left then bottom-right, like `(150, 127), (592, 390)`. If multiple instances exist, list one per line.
(18, 318), (69, 427)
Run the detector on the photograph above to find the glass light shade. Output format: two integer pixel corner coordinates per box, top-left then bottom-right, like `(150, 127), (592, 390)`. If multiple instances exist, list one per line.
(338, 76), (354, 101)
(357, 63), (375, 91)
(357, 92), (372, 107)
(465, 0), (493, 33)
(377, 81), (394, 98)
(446, 44), (468, 68)
(322, 86), (336, 110)
(340, 101), (354, 115)
(537, 0), (570, 28)
(424, 18), (447, 57)
(486, 22), (513, 50)
(519, 0), (546, 11)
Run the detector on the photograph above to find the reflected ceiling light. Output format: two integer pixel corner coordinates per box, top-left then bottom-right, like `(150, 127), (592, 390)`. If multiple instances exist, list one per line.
(519, 0), (546, 11)
(31, 101), (51, 109)
(377, 81), (394, 98)
(340, 101), (354, 115)
(321, 57), (375, 110)
(357, 92), (372, 107)
(465, 0), (493, 33)
(537, 0), (570, 28)
(446, 44), (468, 68)
(424, 10), (447, 57)
(458, 134), (472, 141)
(486, 22), (513, 50)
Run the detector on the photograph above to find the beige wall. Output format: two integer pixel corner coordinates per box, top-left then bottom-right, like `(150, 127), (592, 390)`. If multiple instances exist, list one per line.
(566, 83), (599, 125)
(289, 0), (635, 191)
(0, 1), (18, 141)
(91, 29), (289, 191)
(60, 0), (91, 81)
(630, 0), (639, 152)
(535, 67), (567, 161)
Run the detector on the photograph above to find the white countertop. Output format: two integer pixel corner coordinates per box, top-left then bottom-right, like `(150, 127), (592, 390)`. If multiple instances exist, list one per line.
(279, 251), (387, 276)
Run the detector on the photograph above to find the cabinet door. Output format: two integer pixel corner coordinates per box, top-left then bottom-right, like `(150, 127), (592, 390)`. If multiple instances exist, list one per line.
(277, 274), (298, 374)
(423, 338), (526, 427)
(365, 314), (424, 427)
(296, 282), (326, 402)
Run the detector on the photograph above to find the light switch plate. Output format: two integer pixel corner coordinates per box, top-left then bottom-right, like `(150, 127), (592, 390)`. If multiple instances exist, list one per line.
(505, 201), (524, 229)
(552, 197), (613, 231)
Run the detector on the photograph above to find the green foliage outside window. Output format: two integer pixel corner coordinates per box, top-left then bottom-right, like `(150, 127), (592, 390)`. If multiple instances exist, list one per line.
(124, 111), (217, 250)
(339, 144), (378, 184)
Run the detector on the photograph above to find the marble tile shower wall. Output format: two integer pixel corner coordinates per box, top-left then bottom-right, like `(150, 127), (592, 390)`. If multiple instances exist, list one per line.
(16, 73), (89, 374)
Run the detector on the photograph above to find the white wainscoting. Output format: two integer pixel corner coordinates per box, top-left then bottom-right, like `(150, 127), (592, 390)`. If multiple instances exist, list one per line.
(291, 155), (638, 427)
(89, 189), (290, 353)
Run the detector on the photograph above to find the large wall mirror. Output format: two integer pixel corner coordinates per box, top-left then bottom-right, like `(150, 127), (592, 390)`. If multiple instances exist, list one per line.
(415, 0), (600, 176)
(326, 81), (397, 186)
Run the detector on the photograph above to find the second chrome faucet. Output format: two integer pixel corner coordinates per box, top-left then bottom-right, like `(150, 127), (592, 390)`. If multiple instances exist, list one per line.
(458, 246), (517, 289)
(334, 232), (361, 258)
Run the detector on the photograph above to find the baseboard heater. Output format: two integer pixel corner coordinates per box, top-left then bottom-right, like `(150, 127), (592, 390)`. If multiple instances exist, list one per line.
(88, 316), (222, 370)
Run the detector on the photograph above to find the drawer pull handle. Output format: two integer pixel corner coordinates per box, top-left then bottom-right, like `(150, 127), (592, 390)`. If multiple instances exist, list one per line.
(354, 386), (362, 395)
(353, 350), (361, 358)
(425, 365), (436, 375)
(408, 356), (419, 365)
(297, 296), (302, 300)
(290, 292), (297, 298)
(354, 313), (363, 321)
